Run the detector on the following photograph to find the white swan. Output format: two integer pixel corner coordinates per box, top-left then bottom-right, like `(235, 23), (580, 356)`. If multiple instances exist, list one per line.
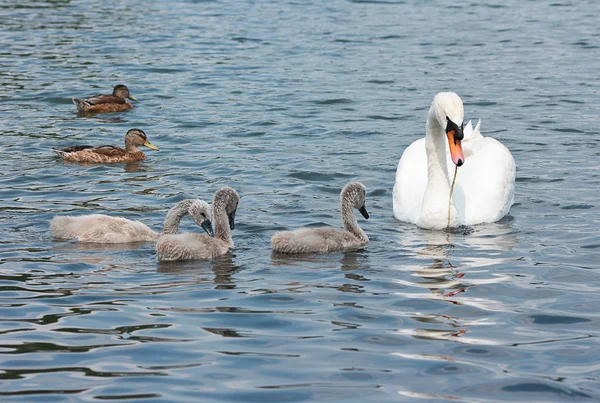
(156, 187), (239, 261)
(271, 182), (369, 254)
(50, 199), (213, 243)
(393, 92), (515, 229)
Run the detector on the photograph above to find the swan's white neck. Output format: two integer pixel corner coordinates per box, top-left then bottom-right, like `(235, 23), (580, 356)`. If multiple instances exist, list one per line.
(341, 200), (368, 243)
(418, 108), (458, 229)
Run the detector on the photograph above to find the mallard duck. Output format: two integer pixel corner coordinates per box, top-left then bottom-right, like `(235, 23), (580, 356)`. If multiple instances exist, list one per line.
(72, 84), (137, 113)
(157, 187), (239, 261)
(271, 182), (369, 254)
(51, 199), (213, 244)
(52, 128), (159, 163)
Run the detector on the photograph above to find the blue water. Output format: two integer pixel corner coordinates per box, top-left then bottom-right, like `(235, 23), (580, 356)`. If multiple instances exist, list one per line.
(1, 0), (599, 401)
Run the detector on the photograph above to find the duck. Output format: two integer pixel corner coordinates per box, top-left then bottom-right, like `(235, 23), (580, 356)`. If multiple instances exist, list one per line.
(156, 187), (239, 261)
(52, 128), (159, 163)
(271, 182), (370, 254)
(73, 84), (136, 113)
(50, 199), (213, 244)
(393, 92), (516, 229)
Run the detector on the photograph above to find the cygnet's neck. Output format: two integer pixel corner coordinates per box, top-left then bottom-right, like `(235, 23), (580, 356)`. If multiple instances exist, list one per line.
(213, 202), (232, 246)
(341, 199), (368, 243)
(163, 202), (188, 234)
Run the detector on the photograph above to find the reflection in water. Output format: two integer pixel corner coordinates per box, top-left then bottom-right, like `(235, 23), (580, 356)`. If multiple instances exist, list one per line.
(270, 252), (327, 267)
(157, 253), (239, 289)
(270, 249), (369, 271)
(339, 250), (369, 272)
(393, 221), (518, 343)
(269, 250), (372, 296)
(123, 162), (156, 173)
(76, 112), (125, 122)
(51, 240), (150, 265)
(202, 327), (243, 338)
(52, 241), (149, 253)
(397, 221), (518, 280)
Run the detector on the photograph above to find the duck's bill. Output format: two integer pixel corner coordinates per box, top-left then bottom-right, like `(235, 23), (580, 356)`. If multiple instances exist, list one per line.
(446, 131), (464, 167)
(143, 141), (159, 151)
(359, 205), (369, 219)
(128, 95), (137, 101)
(201, 220), (214, 237)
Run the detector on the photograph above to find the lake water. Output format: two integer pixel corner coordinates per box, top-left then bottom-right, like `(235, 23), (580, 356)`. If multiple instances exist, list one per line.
(1, 0), (599, 401)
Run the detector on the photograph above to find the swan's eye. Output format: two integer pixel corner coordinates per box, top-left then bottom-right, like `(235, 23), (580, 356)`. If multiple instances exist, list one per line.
(446, 116), (449, 121)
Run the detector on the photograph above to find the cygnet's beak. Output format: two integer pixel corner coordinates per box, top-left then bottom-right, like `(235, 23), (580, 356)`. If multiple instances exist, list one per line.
(446, 118), (464, 167)
(228, 210), (236, 230)
(201, 219), (214, 237)
(358, 204), (369, 219)
(128, 94), (137, 101)
(143, 140), (159, 151)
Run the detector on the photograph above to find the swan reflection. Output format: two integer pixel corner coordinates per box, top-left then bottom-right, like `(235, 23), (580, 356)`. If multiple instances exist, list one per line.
(51, 241), (151, 265)
(270, 249), (369, 273)
(157, 253), (239, 289)
(391, 220), (518, 342)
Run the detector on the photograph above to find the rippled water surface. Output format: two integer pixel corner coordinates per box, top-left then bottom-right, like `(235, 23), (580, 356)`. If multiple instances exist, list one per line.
(1, 0), (599, 401)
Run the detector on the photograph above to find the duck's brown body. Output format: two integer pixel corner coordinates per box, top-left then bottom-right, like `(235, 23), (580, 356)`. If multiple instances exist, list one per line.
(53, 128), (158, 164)
(73, 84), (136, 114)
(54, 145), (146, 163)
(73, 97), (133, 113)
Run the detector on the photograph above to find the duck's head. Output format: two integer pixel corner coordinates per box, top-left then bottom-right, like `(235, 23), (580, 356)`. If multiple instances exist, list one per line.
(187, 199), (214, 237)
(342, 182), (369, 219)
(113, 84), (137, 101)
(431, 92), (465, 167)
(125, 128), (159, 151)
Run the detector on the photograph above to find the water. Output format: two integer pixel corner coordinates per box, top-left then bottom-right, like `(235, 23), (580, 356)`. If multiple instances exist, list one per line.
(1, 0), (599, 401)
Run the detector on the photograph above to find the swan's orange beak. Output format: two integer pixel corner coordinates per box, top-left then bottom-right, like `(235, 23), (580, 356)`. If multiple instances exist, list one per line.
(446, 118), (464, 167)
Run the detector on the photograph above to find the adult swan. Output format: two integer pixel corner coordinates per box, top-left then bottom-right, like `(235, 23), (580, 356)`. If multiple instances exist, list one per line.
(393, 92), (515, 229)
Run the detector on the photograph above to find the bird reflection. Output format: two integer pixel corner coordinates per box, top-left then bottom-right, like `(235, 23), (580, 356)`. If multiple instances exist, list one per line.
(202, 327), (243, 338)
(406, 229), (467, 299)
(270, 250), (371, 295)
(76, 112), (125, 122)
(269, 252), (325, 267)
(123, 162), (155, 173)
(340, 250), (369, 272)
(394, 219), (518, 342)
(51, 241), (151, 265)
(157, 253), (239, 289)
(52, 241), (149, 253)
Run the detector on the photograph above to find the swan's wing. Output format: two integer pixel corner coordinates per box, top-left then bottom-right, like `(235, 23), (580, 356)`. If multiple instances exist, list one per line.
(473, 119), (482, 138)
(393, 138), (427, 224)
(451, 135), (516, 225)
(463, 120), (474, 140)
(461, 119), (484, 159)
